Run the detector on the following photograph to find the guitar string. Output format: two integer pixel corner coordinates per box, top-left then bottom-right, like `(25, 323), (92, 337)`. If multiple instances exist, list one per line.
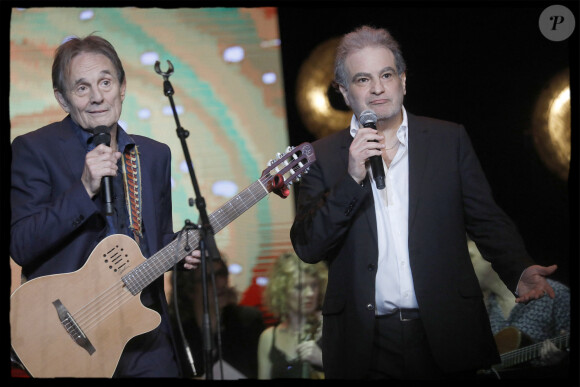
(80, 285), (132, 332)
(70, 280), (129, 329)
(62, 169), (297, 336)
(86, 292), (136, 332)
(80, 243), (184, 332)
(76, 237), (193, 332)
(69, 235), (190, 332)
(69, 278), (127, 322)
(500, 335), (569, 365)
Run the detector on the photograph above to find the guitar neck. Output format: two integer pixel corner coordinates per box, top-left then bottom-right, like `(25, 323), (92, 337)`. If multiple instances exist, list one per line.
(499, 333), (570, 368)
(122, 177), (270, 295)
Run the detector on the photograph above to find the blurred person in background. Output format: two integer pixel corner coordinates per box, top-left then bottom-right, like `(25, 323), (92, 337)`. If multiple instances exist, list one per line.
(258, 251), (328, 379)
(171, 255), (265, 379)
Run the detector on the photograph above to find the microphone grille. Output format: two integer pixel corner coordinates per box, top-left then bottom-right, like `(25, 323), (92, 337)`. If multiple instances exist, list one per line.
(92, 125), (111, 146)
(92, 125), (111, 135)
(359, 110), (377, 126)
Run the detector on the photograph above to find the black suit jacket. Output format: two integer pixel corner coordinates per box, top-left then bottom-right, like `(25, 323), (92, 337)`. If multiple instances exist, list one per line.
(290, 113), (534, 379)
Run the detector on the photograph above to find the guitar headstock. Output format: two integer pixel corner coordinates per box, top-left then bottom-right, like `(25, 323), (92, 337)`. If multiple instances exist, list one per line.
(261, 142), (316, 198)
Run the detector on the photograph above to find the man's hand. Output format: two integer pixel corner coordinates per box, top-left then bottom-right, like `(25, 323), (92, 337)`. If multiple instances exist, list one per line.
(348, 128), (384, 184)
(515, 264), (557, 303)
(182, 249), (201, 270)
(82, 144), (122, 198)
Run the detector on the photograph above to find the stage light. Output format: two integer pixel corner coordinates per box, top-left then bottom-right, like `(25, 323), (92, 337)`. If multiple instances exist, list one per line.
(532, 68), (570, 180)
(223, 46), (245, 63)
(163, 105), (184, 116)
(262, 72), (277, 84)
(79, 9), (94, 21)
(140, 51), (159, 66)
(180, 160), (190, 173)
(138, 108), (151, 120)
(260, 39), (281, 48)
(228, 263), (243, 274)
(212, 180), (239, 198)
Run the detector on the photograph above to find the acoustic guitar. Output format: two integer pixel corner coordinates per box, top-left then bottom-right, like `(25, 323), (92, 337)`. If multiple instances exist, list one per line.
(493, 326), (570, 371)
(10, 143), (315, 378)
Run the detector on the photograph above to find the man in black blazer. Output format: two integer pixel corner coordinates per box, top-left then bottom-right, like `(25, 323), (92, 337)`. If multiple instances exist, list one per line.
(290, 25), (557, 380)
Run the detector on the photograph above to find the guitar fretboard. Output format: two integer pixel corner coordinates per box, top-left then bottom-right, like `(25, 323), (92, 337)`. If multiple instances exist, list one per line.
(122, 177), (269, 295)
(500, 334), (570, 368)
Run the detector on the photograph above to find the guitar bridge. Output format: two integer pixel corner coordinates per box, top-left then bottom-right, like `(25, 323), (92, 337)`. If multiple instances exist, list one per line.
(52, 299), (96, 355)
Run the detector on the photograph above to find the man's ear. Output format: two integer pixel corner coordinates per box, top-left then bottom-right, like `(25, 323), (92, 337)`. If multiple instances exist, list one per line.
(338, 84), (351, 108)
(120, 79), (127, 102)
(54, 90), (70, 113)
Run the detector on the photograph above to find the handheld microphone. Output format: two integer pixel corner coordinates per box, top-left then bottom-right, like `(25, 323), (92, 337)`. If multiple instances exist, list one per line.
(359, 110), (385, 190)
(92, 126), (114, 215)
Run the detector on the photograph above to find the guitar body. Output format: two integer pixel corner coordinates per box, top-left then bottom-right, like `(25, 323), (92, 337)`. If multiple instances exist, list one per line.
(493, 326), (533, 355)
(10, 235), (161, 378)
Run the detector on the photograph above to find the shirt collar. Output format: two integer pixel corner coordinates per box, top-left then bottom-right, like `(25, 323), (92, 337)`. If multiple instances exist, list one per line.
(72, 118), (135, 152)
(349, 106), (408, 145)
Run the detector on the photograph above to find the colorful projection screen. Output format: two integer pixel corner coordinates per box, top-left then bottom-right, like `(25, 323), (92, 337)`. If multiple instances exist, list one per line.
(9, 7), (293, 298)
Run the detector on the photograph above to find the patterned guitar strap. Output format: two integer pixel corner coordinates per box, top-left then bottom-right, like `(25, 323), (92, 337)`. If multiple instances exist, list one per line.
(122, 146), (143, 246)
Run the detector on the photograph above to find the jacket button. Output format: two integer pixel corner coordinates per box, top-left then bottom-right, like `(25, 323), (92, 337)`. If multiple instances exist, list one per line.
(344, 205), (353, 216)
(366, 303), (374, 311)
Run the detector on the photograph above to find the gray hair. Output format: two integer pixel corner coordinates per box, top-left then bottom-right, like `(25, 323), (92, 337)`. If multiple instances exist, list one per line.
(334, 25), (406, 90)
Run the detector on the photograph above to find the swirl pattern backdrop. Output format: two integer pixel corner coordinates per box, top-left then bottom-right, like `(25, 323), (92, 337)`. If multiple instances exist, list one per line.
(9, 7), (292, 297)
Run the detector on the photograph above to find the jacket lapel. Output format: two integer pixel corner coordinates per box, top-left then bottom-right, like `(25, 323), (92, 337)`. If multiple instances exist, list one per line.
(60, 116), (88, 180)
(407, 114), (430, 231)
(339, 128), (379, 246)
(137, 144), (159, 254)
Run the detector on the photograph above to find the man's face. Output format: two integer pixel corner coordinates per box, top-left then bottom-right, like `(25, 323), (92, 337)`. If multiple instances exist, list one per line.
(339, 46), (406, 125)
(55, 51), (126, 131)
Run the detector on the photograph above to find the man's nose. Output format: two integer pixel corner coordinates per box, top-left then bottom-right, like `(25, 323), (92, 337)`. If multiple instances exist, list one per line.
(90, 87), (104, 103)
(371, 79), (385, 94)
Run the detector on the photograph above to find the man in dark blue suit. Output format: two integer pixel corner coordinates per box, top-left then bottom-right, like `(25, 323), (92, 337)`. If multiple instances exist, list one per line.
(10, 35), (201, 377)
(290, 25), (558, 380)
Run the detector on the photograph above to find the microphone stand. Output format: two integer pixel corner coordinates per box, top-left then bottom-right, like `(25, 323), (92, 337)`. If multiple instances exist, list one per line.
(155, 60), (222, 380)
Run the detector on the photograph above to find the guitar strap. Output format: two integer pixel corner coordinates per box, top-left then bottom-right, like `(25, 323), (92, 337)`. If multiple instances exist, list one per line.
(122, 145), (143, 246)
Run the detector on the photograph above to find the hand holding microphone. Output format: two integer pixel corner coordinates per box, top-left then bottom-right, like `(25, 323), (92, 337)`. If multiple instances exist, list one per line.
(357, 110), (385, 190)
(81, 125), (120, 215)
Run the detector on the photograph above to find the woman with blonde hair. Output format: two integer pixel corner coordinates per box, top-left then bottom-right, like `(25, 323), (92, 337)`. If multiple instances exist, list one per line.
(257, 251), (328, 379)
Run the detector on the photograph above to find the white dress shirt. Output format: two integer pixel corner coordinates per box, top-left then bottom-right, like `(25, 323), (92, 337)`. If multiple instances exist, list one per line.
(349, 106), (419, 314)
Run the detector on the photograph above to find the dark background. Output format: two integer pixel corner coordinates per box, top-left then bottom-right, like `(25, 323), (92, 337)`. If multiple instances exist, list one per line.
(278, 2), (578, 287)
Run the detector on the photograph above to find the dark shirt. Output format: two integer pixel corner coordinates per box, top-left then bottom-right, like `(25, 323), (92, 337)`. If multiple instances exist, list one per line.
(268, 325), (323, 379)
